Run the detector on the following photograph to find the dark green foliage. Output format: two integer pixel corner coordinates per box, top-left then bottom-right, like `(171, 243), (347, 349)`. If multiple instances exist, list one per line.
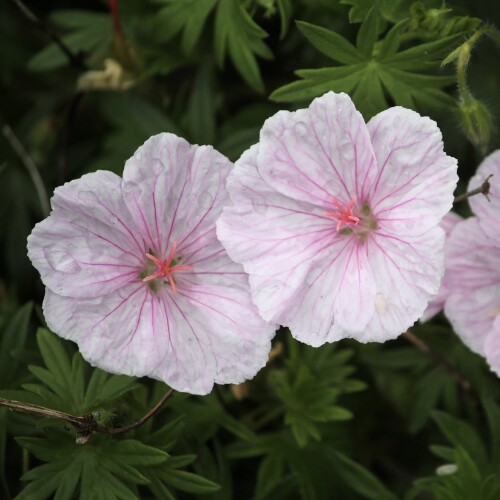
(1, 0), (500, 498)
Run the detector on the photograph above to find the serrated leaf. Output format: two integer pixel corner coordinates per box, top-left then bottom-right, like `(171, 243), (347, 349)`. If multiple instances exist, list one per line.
(296, 21), (365, 65)
(151, 0), (217, 53)
(27, 11), (111, 72)
(272, 19), (459, 118)
(17, 434), (166, 500)
(214, 0), (271, 92)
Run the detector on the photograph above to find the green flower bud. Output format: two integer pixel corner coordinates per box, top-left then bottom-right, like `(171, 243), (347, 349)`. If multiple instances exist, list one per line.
(458, 97), (493, 153)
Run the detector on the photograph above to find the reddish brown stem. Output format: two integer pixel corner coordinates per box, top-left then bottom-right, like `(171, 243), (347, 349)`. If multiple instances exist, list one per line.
(454, 174), (493, 204)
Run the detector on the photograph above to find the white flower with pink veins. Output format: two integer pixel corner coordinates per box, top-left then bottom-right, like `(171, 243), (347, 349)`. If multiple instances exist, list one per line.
(444, 151), (500, 376)
(28, 133), (276, 395)
(217, 91), (458, 346)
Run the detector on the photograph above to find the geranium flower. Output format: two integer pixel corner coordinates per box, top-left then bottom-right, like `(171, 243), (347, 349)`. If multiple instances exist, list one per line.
(444, 151), (500, 375)
(420, 211), (462, 322)
(27, 133), (275, 395)
(217, 92), (458, 345)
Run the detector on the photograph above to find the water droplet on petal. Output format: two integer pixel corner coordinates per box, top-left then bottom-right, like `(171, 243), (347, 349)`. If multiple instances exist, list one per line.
(123, 181), (137, 194)
(198, 192), (214, 212)
(79, 191), (98, 204)
(151, 158), (163, 175)
(44, 248), (81, 274)
(339, 141), (355, 161)
(251, 193), (268, 215)
(375, 293), (388, 314)
(110, 216), (118, 225)
(134, 151), (142, 161)
(294, 121), (308, 137)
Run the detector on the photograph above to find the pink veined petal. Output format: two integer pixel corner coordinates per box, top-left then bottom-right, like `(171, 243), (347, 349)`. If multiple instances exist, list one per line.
(468, 150), (500, 247)
(27, 171), (144, 299)
(43, 273), (275, 395)
(266, 238), (376, 346)
(363, 227), (445, 341)
(217, 144), (339, 324)
(420, 211), (463, 322)
(257, 91), (377, 208)
(484, 316), (500, 378)
(122, 133), (232, 259)
(367, 107), (458, 236)
(444, 218), (500, 356)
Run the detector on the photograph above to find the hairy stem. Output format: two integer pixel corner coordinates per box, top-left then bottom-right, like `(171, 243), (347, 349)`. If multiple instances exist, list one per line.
(453, 174), (493, 204)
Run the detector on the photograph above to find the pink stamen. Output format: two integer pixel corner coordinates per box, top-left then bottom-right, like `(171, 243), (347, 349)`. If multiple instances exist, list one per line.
(142, 242), (193, 293)
(324, 196), (360, 232)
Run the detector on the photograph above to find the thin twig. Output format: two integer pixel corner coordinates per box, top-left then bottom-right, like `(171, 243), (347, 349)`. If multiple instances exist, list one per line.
(402, 331), (478, 402)
(10, 0), (88, 71)
(453, 174), (493, 204)
(2, 125), (50, 217)
(97, 388), (174, 434)
(0, 388), (174, 438)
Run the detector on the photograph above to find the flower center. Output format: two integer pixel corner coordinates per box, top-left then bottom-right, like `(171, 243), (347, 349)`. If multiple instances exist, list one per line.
(324, 196), (360, 232)
(142, 242), (193, 293)
(324, 196), (378, 240)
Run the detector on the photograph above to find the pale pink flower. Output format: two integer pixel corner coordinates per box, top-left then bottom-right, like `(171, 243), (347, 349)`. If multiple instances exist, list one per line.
(444, 217), (500, 374)
(27, 133), (275, 395)
(217, 92), (458, 345)
(420, 211), (462, 322)
(444, 151), (500, 375)
(468, 150), (500, 246)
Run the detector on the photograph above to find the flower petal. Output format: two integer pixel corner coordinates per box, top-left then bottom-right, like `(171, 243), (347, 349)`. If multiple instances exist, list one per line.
(43, 273), (275, 395)
(217, 145), (338, 323)
(368, 107), (458, 236)
(27, 171), (143, 298)
(468, 150), (500, 247)
(122, 133), (232, 260)
(484, 316), (500, 378)
(363, 228), (445, 341)
(257, 92), (377, 208)
(420, 211), (462, 322)
(444, 217), (500, 356)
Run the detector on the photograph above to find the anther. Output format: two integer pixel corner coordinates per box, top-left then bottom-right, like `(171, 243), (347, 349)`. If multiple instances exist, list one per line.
(142, 242), (193, 293)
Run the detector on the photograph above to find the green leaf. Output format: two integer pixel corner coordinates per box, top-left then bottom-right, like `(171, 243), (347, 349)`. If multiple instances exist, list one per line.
(0, 302), (32, 387)
(214, 0), (271, 92)
(327, 449), (398, 500)
(151, 0), (217, 53)
(277, 0), (293, 39)
(356, 7), (381, 57)
(154, 468), (221, 494)
(296, 21), (365, 65)
(17, 434), (167, 500)
(272, 19), (460, 118)
(186, 64), (216, 145)
(432, 410), (489, 471)
(27, 11), (111, 72)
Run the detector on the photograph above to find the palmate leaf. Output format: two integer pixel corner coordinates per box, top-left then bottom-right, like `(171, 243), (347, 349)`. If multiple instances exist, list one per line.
(270, 16), (464, 118)
(0, 328), (137, 417)
(16, 433), (167, 500)
(27, 11), (112, 72)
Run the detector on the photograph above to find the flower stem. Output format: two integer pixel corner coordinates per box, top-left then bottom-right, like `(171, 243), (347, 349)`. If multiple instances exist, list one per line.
(402, 331), (477, 401)
(2, 124), (50, 217)
(10, 0), (88, 71)
(0, 388), (174, 440)
(453, 174), (493, 204)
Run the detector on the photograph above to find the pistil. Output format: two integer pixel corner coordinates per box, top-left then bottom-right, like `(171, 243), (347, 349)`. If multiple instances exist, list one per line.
(324, 196), (360, 232)
(142, 242), (193, 293)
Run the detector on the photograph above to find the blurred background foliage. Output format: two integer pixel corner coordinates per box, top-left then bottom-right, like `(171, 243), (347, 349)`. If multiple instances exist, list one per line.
(0, 0), (499, 498)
